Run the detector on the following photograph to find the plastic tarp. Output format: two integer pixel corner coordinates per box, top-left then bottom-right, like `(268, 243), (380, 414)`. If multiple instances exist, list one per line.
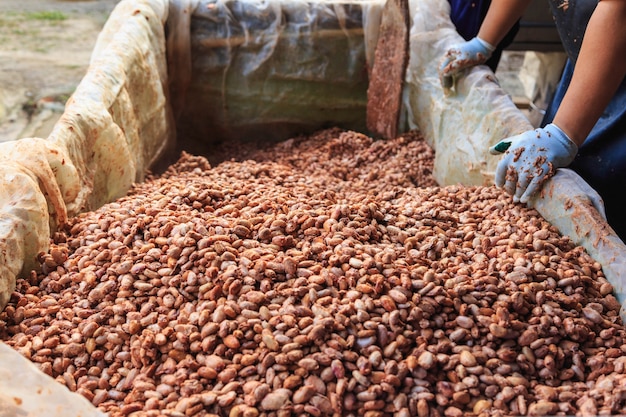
(0, 343), (106, 417)
(404, 0), (626, 317)
(175, 0), (385, 154)
(518, 51), (568, 127)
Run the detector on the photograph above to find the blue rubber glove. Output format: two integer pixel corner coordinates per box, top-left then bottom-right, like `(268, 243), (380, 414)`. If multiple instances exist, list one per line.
(439, 36), (496, 91)
(489, 123), (579, 203)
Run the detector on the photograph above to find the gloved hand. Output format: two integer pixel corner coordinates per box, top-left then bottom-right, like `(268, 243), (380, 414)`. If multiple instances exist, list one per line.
(489, 123), (579, 203)
(439, 36), (496, 91)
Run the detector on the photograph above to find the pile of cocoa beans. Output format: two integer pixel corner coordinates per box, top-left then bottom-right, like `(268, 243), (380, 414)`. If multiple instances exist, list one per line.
(1, 129), (625, 417)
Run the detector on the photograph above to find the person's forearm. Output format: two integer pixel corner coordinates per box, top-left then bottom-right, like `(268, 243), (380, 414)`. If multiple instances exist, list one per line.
(554, 0), (626, 146)
(477, 0), (531, 46)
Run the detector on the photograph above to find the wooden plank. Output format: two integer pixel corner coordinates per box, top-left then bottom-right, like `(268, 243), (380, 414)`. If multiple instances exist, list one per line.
(366, 0), (410, 139)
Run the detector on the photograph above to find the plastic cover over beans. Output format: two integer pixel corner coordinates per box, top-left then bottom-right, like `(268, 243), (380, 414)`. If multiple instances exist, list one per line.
(1, 128), (626, 417)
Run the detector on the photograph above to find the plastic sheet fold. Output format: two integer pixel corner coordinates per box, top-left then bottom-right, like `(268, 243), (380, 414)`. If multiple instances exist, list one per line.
(0, 342), (106, 417)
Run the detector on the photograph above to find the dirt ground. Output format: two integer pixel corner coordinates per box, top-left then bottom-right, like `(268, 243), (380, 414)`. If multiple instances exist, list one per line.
(0, 0), (120, 142)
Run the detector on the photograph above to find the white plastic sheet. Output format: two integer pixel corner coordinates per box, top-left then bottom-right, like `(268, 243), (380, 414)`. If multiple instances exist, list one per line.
(175, 0), (384, 151)
(0, 342), (106, 417)
(531, 169), (626, 317)
(519, 51), (567, 127)
(0, 139), (75, 309)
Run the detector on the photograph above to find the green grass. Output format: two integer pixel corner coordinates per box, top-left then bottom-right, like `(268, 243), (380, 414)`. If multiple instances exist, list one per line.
(0, 10), (68, 29)
(0, 11), (66, 46)
(12, 29), (30, 36)
(0, 16), (19, 29)
(26, 11), (68, 21)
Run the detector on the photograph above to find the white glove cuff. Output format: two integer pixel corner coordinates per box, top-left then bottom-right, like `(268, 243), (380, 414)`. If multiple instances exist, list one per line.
(475, 36), (496, 53)
(545, 123), (579, 158)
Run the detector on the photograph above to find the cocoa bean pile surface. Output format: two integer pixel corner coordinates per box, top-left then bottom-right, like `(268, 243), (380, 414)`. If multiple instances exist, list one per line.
(1, 129), (626, 417)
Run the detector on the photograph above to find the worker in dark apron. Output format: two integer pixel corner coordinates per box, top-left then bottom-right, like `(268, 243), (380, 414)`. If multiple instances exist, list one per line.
(440, 0), (626, 240)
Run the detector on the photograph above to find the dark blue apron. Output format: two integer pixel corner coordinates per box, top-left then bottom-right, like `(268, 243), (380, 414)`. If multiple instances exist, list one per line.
(542, 0), (626, 239)
(449, 0), (488, 41)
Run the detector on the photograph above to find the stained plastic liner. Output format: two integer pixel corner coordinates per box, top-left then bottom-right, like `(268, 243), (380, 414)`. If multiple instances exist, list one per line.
(0, 343), (107, 417)
(0, 0), (624, 413)
(174, 0), (385, 154)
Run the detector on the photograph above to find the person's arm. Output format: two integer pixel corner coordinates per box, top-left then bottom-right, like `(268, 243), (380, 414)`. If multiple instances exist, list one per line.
(477, 0), (532, 47)
(553, 0), (626, 146)
(439, 0), (531, 90)
(488, 0), (626, 203)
